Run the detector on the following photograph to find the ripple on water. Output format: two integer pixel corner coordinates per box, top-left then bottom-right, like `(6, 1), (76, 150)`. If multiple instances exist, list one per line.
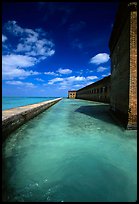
(2, 99), (137, 202)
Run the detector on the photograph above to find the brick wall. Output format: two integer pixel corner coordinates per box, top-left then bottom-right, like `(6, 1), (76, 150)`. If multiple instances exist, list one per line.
(127, 5), (137, 128)
(76, 76), (110, 103)
(110, 16), (130, 120)
(109, 2), (137, 129)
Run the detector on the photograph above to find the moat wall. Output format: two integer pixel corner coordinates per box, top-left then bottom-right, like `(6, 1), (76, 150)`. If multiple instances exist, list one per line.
(2, 98), (62, 141)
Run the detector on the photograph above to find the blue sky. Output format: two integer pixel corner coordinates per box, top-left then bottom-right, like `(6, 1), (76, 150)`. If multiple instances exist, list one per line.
(2, 2), (119, 97)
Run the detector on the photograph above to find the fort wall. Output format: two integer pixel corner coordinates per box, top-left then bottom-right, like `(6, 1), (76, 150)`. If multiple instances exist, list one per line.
(76, 76), (110, 103)
(109, 2), (137, 129)
(2, 98), (62, 141)
(68, 1), (137, 129)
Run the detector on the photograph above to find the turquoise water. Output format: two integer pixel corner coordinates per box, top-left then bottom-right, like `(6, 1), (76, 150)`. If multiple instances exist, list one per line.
(2, 99), (137, 202)
(2, 97), (58, 110)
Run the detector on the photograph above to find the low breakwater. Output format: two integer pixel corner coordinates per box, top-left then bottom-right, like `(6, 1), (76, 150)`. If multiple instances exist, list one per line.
(2, 98), (62, 141)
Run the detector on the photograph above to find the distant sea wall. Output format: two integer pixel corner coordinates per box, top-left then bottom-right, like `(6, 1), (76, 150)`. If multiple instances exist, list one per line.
(2, 98), (62, 141)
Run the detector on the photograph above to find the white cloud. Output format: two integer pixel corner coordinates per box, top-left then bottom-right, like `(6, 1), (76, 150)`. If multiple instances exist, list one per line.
(66, 75), (98, 89)
(86, 76), (98, 80)
(2, 21), (55, 80)
(86, 69), (94, 73)
(3, 54), (37, 68)
(5, 21), (24, 35)
(15, 35), (55, 59)
(102, 72), (111, 77)
(48, 75), (97, 85)
(48, 77), (64, 85)
(58, 85), (68, 90)
(83, 81), (95, 87)
(3, 67), (40, 80)
(44, 68), (72, 76)
(36, 78), (45, 82)
(57, 68), (72, 74)
(47, 75), (98, 90)
(6, 81), (23, 85)
(90, 53), (110, 65)
(2, 54), (40, 80)
(67, 76), (85, 81)
(16, 43), (32, 52)
(97, 66), (107, 72)
(73, 84), (83, 88)
(44, 71), (58, 76)
(4, 20), (55, 60)
(2, 34), (7, 42)
(6, 80), (36, 88)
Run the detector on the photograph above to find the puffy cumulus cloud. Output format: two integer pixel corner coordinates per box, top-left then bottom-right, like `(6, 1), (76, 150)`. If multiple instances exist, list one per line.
(48, 77), (64, 85)
(67, 76), (85, 81)
(86, 76), (98, 80)
(16, 38), (55, 59)
(2, 21), (55, 80)
(57, 68), (72, 74)
(2, 54), (40, 80)
(83, 81), (95, 87)
(102, 72), (111, 77)
(4, 20), (55, 60)
(90, 53), (110, 65)
(5, 80), (36, 88)
(2, 34), (7, 42)
(47, 75), (98, 90)
(3, 54), (37, 68)
(44, 68), (72, 76)
(3, 67), (40, 80)
(4, 20), (24, 35)
(58, 76), (86, 90)
(44, 71), (58, 76)
(97, 66), (107, 72)
(47, 76), (84, 85)
(73, 84), (83, 88)
(102, 74), (107, 77)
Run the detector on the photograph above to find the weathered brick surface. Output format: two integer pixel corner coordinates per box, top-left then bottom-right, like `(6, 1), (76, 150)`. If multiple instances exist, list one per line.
(76, 76), (111, 103)
(127, 9), (137, 128)
(109, 2), (137, 129)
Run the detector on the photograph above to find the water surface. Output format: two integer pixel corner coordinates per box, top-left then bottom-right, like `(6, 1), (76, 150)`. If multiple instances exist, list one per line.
(2, 97), (58, 110)
(2, 99), (137, 202)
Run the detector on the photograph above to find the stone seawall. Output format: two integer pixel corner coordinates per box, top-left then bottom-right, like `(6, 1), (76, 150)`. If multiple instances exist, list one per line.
(2, 98), (62, 141)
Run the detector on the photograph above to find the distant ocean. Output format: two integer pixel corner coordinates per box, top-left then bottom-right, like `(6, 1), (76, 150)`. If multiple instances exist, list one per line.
(2, 97), (59, 110)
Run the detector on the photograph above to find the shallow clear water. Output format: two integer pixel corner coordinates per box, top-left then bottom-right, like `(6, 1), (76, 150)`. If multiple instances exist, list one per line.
(2, 97), (58, 110)
(2, 99), (137, 202)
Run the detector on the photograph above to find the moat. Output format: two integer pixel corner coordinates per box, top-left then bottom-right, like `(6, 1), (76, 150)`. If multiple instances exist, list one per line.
(2, 99), (137, 202)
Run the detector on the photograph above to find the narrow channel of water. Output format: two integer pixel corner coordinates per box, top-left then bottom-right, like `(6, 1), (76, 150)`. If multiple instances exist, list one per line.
(2, 99), (137, 202)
